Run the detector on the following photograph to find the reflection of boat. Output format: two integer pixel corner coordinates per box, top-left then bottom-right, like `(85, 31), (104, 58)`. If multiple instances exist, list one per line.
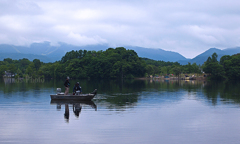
(51, 99), (97, 122)
(50, 99), (97, 110)
(50, 89), (97, 101)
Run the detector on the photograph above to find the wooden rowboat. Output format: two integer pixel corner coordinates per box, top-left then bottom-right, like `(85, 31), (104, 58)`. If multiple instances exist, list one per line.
(50, 89), (97, 101)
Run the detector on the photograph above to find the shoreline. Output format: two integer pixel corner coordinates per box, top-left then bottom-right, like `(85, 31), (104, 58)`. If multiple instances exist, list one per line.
(135, 76), (207, 81)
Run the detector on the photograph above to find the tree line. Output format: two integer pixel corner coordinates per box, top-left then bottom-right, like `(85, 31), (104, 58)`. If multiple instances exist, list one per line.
(202, 52), (240, 80)
(0, 47), (239, 80)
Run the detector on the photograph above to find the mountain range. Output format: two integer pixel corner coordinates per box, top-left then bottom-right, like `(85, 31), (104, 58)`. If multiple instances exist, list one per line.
(0, 42), (240, 65)
(178, 47), (240, 65)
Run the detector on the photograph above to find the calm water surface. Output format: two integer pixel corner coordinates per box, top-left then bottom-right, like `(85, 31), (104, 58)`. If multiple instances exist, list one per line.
(0, 78), (240, 144)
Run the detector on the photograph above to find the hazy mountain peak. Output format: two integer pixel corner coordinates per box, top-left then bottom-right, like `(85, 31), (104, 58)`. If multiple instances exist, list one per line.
(178, 47), (240, 65)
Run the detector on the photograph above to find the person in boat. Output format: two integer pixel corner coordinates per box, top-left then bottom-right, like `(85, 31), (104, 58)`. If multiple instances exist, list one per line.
(64, 76), (70, 95)
(73, 82), (82, 95)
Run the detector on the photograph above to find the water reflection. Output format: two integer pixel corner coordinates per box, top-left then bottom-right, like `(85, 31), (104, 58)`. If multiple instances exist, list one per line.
(1, 77), (240, 108)
(202, 80), (240, 105)
(64, 104), (69, 122)
(1, 79), (240, 144)
(73, 103), (82, 117)
(3, 78), (15, 84)
(50, 100), (97, 122)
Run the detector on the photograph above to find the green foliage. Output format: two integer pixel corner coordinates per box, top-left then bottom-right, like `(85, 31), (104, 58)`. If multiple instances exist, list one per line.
(4, 58), (13, 64)
(186, 62), (193, 73)
(0, 65), (7, 76)
(26, 63), (35, 75)
(171, 66), (181, 77)
(16, 68), (23, 77)
(220, 55), (231, 66)
(202, 53), (225, 80)
(146, 65), (154, 77)
(54, 47), (146, 79)
(211, 53), (218, 62)
(141, 58), (180, 67)
(33, 59), (41, 70)
(220, 54), (240, 80)
(8, 64), (17, 75)
(1, 49), (240, 81)
(161, 66), (168, 75)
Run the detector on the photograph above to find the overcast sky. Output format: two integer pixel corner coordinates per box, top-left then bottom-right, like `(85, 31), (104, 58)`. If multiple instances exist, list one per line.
(1, 0), (240, 58)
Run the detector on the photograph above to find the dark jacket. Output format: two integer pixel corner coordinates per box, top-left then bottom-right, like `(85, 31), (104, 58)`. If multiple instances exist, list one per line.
(64, 79), (70, 87)
(73, 85), (82, 93)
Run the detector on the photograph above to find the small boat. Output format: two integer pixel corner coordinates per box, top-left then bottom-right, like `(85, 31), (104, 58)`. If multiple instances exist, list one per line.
(50, 89), (97, 101)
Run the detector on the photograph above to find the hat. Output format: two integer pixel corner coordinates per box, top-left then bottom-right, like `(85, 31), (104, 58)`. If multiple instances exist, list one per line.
(77, 82), (79, 84)
(67, 76), (70, 79)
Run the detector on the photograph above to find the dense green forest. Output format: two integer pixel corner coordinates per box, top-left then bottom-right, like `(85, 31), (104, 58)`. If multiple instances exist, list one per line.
(202, 53), (240, 80)
(0, 47), (239, 80)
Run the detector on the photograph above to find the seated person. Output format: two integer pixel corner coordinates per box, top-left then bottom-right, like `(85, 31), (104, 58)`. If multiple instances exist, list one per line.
(73, 82), (82, 95)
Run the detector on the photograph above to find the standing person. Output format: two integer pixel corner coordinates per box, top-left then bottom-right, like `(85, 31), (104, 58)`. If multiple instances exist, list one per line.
(64, 76), (70, 95)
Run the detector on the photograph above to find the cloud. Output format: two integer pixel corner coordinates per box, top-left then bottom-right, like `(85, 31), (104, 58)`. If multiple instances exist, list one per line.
(1, 0), (240, 58)
(66, 32), (107, 45)
(0, 0), (42, 15)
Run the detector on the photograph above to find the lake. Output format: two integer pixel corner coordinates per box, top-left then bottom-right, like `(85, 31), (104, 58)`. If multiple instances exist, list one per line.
(1, 78), (240, 144)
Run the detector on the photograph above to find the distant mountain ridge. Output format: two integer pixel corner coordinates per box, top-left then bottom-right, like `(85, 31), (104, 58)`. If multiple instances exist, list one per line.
(0, 53), (53, 63)
(124, 46), (186, 62)
(0, 42), (240, 65)
(0, 42), (187, 62)
(178, 47), (240, 65)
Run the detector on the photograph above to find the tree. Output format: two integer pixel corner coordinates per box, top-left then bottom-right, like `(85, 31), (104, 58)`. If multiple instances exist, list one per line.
(186, 62), (193, 73)
(16, 68), (23, 77)
(220, 55), (231, 66)
(222, 54), (240, 80)
(8, 64), (17, 77)
(152, 65), (159, 76)
(26, 63), (35, 76)
(0, 65), (7, 76)
(192, 63), (201, 74)
(166, 66), (171, 75)
(4, 58), (13, 64)
(65, 59), (87, 79)
(202, 53), (225, 80)
(211, 53), (218, 62)
(33, 59), (41, 70)
(146, 65), (153, 77)
(111, 61), (124, 78)
(207, 62), (225, 79)
(161, 66), (167, 75)
(171, 66), (181, 78)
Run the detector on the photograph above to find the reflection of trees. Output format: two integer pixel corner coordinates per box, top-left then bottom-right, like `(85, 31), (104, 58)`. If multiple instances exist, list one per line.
(202, 81), (240, 105)
(0, 78), (59, 96)
(202, 81), (219, 105)
(145, 80), (204, 93)
(95, 80), (206, 110)
(219, 81), (240, 104)
(3, 77), (240, 109)
(96, 93), (138, 110)
(94, 80), (145, 109)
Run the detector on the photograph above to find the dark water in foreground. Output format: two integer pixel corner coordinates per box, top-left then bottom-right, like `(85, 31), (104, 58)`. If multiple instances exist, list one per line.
(1, 78), (240, 144)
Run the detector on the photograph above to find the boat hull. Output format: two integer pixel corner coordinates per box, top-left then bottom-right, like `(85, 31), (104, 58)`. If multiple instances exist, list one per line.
(50, 94), (95, 101)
